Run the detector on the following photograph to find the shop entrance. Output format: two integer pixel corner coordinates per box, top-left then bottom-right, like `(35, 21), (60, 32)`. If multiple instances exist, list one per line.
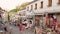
(35, 15), (43, 28)
(34, 15), (43, 34)
(46, 13), (60, 31)
(46, 13), (57, 30)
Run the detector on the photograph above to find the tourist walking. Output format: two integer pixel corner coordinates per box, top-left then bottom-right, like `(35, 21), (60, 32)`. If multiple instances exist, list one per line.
(9, 23), (12, 34)
(0, 23), (4, 34)
(19, 21), (23, 34)
(4, 23), (8, 34)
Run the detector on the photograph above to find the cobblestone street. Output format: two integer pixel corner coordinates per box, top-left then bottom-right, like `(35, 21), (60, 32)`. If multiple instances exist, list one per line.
(10, 26), (35, 34)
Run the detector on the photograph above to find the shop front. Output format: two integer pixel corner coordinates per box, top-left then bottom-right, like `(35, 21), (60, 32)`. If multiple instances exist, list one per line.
(25, 11), (34, 28)
(34, 13), (44, 34)
(45, 13), (57, 30)
(45, 10), (60, 31)
(34, 15), (43, 28)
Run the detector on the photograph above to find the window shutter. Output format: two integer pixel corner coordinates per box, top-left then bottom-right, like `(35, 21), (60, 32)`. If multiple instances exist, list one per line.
(48, 0), (52, 7)
(40, 1), (43, 8)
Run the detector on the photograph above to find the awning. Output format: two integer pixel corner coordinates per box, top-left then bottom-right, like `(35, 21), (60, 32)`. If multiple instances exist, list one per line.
(45, 9), (60, 13)
(34, 10), (45, 15)
(26, 11), (34, 16)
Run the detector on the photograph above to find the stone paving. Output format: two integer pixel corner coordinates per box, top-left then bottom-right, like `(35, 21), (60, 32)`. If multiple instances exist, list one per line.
(10, 26), (35, 34)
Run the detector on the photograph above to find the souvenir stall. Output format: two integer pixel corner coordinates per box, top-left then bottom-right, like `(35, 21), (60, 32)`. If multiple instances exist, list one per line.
(34, 11), (44, 34)
(22, 16), (26, 23)
(34, 14), (43, 28)
(34, 10), (45, 28)
(46, 13), (57, 30)
(15, 15), (20, 26)
(26, 11), (34, 28)
(44, 10), (60, 34)
(45, 10), (58, 30)
(18, 11), (24, 23)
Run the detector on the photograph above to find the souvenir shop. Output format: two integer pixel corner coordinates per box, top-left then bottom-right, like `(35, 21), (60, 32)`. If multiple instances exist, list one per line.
(34, 14), (43, 28)
(45, 13), (60, 30)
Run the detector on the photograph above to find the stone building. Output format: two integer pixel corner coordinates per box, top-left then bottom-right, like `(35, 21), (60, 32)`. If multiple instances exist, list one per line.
(25, 0), (60, 34)
(0, 7), (8, 23)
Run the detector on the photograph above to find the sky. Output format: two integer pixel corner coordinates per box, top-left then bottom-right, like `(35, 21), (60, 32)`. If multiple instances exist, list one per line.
(0, 0), (33, 11)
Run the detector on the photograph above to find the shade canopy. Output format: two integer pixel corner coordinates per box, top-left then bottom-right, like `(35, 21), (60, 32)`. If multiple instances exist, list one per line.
(26, 11), (34, 16)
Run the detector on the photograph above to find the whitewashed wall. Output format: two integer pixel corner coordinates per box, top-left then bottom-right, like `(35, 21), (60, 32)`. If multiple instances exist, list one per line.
(26, 0), (60, 13)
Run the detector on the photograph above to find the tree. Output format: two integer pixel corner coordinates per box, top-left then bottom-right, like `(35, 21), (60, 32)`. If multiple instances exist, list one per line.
(9, 9), (18, 16)
(16, 2), (29, 10)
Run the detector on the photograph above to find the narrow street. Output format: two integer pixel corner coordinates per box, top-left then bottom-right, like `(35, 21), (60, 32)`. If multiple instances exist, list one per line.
(11, 26), (20, 34)
(0, 0), (60, 34)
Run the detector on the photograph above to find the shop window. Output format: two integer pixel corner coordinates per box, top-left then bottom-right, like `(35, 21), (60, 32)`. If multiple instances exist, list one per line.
(40, 1), (43, 8)
(31, 5), (33, 10)
(58, 0), (60, 5)
(35, 3), (37, 9)
(27, 7), (29, 11)
(48, 0), (52, 7)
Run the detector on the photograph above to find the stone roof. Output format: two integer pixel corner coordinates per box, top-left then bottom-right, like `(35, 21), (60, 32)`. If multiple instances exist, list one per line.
(19, 8), (26, 11)
(26, 0), (38, 6)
